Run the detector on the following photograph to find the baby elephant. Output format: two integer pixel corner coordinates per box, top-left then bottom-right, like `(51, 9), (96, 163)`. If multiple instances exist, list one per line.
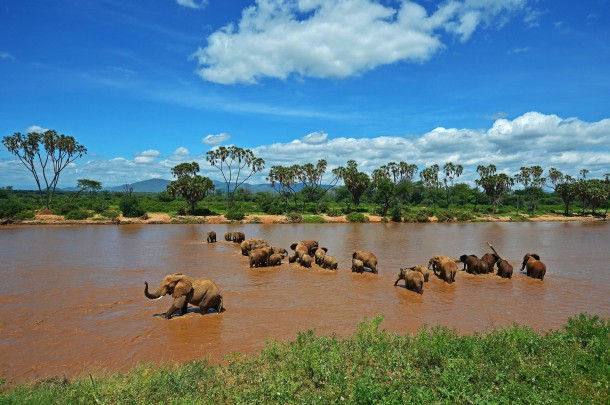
(300, 254), (313, 268)
(406, 265), (431, 282)
(394, 268), (424, 294)
(268, 253), (283, 267)
(351, 258), (364, 273)
(321, 254), (338, 270)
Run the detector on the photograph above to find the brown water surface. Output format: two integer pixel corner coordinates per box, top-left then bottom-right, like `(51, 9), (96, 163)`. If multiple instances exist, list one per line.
(0, 222), (608, 383)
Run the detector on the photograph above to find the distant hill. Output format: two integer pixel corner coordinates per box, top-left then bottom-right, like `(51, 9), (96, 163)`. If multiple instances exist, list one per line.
(106, 178), (275, 193)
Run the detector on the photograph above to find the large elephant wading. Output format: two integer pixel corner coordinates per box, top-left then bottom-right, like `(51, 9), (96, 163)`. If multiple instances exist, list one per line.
(144, 273), (223, 319)
(522, 253), (546, 280)
(428, 256), (457, 284)
(352, 250), (378, 274)
(394, 268), (424, 294)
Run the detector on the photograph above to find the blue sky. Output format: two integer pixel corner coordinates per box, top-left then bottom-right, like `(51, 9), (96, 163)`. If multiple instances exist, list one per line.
(1, 0), (609, 188)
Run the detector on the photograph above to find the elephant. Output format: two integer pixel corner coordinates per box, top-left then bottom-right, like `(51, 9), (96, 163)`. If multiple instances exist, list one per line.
(300, 254), (312, 268)
(459, 254), (489, 275)
(240, 239), (268, 256)
(271, 247), (289, 258)
(144, 273), (223, 319)
(321, 254), (338, 270)
(314, 247), (328, 265)
(495, 257), (513, 279)
(206, 231), (216, 243)
(406, 265), (431, 282)
(288, 252), (298, 263)
(268, 253), (283, 266)
(249, 246), (273, 268)
(352, 250), (378, 274)
(521, 253), (546, 280)
(394, 268), (424, 294)
(290, 242), (310, 261)
(351, 258), (364, 273)
(428, 256), (457, 284)
(480, 253), (496, 272)
(231, 231), (245, 243)
(300, 240), (319, 254)
(224, 231), (233, 241)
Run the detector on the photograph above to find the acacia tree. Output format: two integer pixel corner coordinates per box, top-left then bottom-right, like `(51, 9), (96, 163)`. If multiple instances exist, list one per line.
(294, 159), (340, 211)
(332, 160), (370, 210)
(2, 130), (87, 209)
(206, 146), (265, 210)
(442, 162), (463, 208)
(167, 162), (215, 214)
(70, 179), (102, 202)
(267, 165), (299, 212)
(475, 165), (514, 214)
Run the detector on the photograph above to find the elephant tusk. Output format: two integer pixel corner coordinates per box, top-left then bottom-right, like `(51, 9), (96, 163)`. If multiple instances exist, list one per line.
(154, 295), (164, 300)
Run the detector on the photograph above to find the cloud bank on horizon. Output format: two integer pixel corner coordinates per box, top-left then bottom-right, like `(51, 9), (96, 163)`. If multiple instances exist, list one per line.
(2, 112), (608, 188)
(194, 0), (530, 84)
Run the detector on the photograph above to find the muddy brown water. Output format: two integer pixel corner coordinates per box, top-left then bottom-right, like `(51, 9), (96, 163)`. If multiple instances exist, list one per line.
(0, 222), (609, 383)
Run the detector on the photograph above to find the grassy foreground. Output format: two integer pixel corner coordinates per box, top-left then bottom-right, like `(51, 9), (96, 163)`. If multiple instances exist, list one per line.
(1, 314), (608, 404)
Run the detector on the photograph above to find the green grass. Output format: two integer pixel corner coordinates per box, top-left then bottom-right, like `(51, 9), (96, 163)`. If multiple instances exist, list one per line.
(303, 215), (327, 223)
(2, 314), (608, 404)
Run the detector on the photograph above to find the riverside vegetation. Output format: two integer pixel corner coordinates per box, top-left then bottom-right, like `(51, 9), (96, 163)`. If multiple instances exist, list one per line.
(0, 314), (607, 403)
(0, 179), (608, 224)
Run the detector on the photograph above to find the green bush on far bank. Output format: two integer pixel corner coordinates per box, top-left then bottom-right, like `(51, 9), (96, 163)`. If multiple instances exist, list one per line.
(1, 314), (607, 404)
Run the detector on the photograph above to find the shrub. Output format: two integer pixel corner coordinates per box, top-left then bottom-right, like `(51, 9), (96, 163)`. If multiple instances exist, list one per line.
(102, 210), (120, 219)
(119, 196), (146, 218)
(14, 210), (35, 220)
(303, 215), (327, 224)
(436, 210), (455, 222)
(455, 211), (475, 222)
(267, 205), (285, 215)
(0, 198), (24, 219)
(156, 191), (175, 202)
(390, 206), (402, 222)
(327, 208), (342, 217)
(65, 209), (93, 220)
(286, 212), (303, 223)
(54, 202), (79, 215)
(346, 212), (368, 223)
(225, 208), (245, 221)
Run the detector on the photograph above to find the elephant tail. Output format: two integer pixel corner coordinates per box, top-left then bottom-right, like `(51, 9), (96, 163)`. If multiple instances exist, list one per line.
(218, 296), (224, 313)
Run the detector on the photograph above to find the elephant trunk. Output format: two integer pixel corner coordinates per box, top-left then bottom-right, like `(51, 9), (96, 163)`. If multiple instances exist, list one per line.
(144, 281), (165, 300)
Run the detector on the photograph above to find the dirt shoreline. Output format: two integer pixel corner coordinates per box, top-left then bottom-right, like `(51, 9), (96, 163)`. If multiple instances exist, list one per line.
(2, 211), (605, 226)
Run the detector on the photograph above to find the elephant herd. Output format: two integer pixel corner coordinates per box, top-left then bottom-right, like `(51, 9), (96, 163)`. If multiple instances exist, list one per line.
(145, 231), (548, 318)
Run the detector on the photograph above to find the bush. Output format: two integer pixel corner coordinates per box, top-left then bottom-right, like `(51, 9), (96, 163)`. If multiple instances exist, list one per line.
(455, 211), (475, 222)
(156, 191), (175, 202)
(14, 210), (35, 220)
(346, 212), (368, 223)
(303, 215), (327, 224)
(225, 208), (245, 221)
(327, 208), (342, 217)
(119, 196), (146, 218)
(102, 210), (120, 219)
(65, 209), (93, 220)
(390, 206), (402, 222)
(286, 212), (303, 223)
(0, 198), (24, 219)
(436, 210), (455, 222)
(266, 205), (285, 215)
(54, 202), (79, 215)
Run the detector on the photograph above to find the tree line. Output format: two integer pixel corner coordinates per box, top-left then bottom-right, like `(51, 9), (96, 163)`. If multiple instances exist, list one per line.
(2, 129), (609, 221)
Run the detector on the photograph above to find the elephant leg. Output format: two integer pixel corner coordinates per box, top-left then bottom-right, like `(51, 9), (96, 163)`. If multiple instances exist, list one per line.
(164, 296), (188, 319)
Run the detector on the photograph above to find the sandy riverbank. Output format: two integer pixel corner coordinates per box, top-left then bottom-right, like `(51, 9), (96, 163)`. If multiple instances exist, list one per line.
(2, 211), (604, 226)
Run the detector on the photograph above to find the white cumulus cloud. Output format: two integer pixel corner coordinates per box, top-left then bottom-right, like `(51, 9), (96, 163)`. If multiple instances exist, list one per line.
(25, 125), (49, 133)
(193, 0), (528, 84)
(202, 133), (231, 146)
(176, 0), (208, 10)
(300, 131), (328, 144)
(134, 149), (160, 164)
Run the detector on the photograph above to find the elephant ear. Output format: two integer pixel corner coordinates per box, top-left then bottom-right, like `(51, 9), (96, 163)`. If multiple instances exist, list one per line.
(172, 277), (193, 298)
(290, 242), (298, 251)
(321, 247), (328, 253)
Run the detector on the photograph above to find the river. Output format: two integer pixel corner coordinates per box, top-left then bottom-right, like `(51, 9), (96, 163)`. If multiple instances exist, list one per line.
(0, 222), (608, 383)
